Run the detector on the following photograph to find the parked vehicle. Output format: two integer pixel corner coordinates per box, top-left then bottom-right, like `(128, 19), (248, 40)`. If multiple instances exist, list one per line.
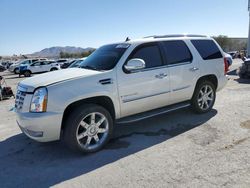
(56, 59), (69, 67)
(60, 59), (76, 69)
(227, 51), (238, 59)
(0, 65), (6, 72)
(15, 35), (228, 153)
(238, 58), (250, 79)
(68, 58), (87, 68)
(19, 60), (60, 77)
(9, 58), (47, 74)
(224, 52), (233, 67)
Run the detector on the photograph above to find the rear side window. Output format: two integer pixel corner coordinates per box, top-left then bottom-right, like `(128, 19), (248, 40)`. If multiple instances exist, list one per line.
(162, 41), (192, 65)
(130, 45), (163, 68)
(191, 40), (222, 60)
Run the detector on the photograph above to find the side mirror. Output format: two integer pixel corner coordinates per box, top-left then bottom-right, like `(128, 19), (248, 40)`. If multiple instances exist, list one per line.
(124, 58), (145, 72)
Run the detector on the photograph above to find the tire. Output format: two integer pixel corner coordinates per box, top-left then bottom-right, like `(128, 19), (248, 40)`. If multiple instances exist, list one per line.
(14, 68), (19, 74)
(24, 70), (31, 77)
(50, 68), (58, 71)
(63, 104), (113, 153)
(191, 80), (216, 114)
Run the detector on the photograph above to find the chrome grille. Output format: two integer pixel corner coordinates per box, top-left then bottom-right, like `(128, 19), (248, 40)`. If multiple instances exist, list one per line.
(15, 90), (26, 110)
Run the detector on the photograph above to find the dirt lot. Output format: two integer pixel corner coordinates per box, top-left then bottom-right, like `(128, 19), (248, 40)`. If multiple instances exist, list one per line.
(0, 59), (250, 188)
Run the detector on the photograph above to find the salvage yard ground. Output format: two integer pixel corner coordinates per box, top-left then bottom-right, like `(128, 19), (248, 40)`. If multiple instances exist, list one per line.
(0, 59), (250, 188)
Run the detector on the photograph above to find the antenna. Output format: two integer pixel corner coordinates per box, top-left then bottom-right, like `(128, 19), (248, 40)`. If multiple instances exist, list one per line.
(125, 37), (130, 42)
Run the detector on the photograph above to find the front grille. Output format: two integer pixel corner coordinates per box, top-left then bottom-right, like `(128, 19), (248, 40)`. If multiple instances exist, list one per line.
(15, 90), (26, 110)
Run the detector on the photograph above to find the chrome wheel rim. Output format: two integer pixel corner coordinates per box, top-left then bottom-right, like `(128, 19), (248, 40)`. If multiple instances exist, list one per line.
(197, 85), (214, 111)
(76, 112), (109, 150)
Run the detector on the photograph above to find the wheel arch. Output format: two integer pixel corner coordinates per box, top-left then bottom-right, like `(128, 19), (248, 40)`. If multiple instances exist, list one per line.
(195, 74), (218, 90)
(61, 96), (116, 131)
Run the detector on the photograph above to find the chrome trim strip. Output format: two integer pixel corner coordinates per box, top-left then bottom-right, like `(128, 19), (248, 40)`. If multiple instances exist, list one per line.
(17, 85), (28, 92)
(128, 61), (193, 74)
(172, 85), (191, 92)
(117, 103), (191, 124)
(122, 90), (170, 103)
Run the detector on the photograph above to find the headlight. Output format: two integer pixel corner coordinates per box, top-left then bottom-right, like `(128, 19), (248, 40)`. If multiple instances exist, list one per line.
(30, 87), (48, 112)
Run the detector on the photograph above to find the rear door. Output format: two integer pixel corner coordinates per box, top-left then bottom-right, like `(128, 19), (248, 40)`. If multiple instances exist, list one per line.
(42, 61), (52, 71)
(117, 42), (171, 117)
(30, 62), (42, 73)
(160, 40), (200, 104)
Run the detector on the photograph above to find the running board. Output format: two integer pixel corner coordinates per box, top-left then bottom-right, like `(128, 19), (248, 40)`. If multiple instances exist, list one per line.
(116, 101), (191, 124)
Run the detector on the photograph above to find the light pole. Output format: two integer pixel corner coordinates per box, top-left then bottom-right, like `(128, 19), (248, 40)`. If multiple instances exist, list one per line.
(247, 0), (250, 57)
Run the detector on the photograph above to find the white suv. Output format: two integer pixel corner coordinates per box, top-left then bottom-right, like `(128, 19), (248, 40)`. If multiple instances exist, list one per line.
(19, 60), (60, 77)
(15, 35), (228, 153)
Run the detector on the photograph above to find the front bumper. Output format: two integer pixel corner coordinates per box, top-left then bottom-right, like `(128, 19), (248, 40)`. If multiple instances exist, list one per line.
(16, 111), (63, 142)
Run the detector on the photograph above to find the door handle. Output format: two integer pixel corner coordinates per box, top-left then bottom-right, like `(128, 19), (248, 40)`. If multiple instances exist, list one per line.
(155, 73), (167, 79)
(189, 67), (199, 72)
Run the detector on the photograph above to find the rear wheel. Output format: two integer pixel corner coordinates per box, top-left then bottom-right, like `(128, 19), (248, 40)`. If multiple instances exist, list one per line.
(14, 68), (19, 74)
(50, 68), (58, 71)
(191, 80), (216, 113)
(24, 70), (31, 77)
(63, 104), (113, 153)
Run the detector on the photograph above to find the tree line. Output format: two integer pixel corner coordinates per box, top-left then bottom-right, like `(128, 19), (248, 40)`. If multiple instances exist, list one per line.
(213, 35), (247, 52)
(59, 49), (95, 58)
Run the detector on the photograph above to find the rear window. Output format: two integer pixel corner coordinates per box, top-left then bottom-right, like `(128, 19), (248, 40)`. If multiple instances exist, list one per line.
(162, 41), (192, 65)
(191, 40), (222, 60)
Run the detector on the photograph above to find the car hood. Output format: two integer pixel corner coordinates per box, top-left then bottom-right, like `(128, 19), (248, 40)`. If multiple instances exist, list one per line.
(19, 68), (101, 92)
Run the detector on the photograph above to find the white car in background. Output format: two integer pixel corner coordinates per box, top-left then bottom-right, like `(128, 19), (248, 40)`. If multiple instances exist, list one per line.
(9, 58), (47, 74)
(19, 60), (60, 77)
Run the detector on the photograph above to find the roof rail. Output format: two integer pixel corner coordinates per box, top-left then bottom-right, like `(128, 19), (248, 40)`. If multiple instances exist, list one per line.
(144, 34), (207, 39)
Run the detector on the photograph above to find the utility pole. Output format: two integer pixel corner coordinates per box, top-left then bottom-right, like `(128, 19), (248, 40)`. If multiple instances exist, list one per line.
(247, 0), (250, 57)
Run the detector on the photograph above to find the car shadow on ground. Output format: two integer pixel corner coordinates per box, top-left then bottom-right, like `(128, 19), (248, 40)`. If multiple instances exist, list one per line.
(0, 108), (217, 187)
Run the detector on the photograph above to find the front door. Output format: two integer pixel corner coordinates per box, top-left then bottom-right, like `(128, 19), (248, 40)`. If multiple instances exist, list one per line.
(117, 43), (171, 117)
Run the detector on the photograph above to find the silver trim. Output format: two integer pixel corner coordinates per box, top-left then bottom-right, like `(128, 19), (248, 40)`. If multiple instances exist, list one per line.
(122, 90), (170, 103)
(117, 103), (191, 124)
(172, 85), (191, 92)
(17, 85), (28, 92)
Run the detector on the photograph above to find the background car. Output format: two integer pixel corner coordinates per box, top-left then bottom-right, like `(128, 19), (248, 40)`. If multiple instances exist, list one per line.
(60, 59), (76, 69)
(19, 60), (60, 77)
(0, 65), (6, 72)
(8, 58), (47, 74)
(227, 51), (238, 59)
(68, 57), (87, 68)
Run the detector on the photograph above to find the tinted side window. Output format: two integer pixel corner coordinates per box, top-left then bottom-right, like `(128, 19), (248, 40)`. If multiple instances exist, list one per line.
(33, 62), (41, 66)
(131, 45), (162, 68)
(162, 41), (192, 65)
(191, 40), (222, 60)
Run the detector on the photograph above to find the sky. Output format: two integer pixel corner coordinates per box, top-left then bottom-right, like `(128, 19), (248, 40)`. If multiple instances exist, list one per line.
(0, 0), (249, 56)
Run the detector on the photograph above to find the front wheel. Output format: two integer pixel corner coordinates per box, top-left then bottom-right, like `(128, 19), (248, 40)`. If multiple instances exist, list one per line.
(63, 104), (113, 153)
(191, 80), (216, 113)
(24, 70), (31, 77)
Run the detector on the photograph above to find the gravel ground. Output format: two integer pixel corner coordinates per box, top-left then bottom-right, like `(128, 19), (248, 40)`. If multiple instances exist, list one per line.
(0, 59), (250, 188)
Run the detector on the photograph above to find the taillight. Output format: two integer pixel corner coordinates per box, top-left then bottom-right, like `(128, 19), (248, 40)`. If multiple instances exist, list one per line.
(224, 57), (229, 75)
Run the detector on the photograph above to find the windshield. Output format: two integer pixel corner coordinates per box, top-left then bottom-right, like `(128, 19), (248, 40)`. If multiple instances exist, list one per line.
(20, 60), (30, 65)
(79, 43), (129, 71)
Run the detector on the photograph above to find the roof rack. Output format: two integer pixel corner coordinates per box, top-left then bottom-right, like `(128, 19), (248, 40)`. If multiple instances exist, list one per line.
(144, 34), (207, 39)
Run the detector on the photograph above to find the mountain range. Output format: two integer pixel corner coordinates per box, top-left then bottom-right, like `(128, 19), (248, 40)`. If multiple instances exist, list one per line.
(30, 46), (95, 57)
